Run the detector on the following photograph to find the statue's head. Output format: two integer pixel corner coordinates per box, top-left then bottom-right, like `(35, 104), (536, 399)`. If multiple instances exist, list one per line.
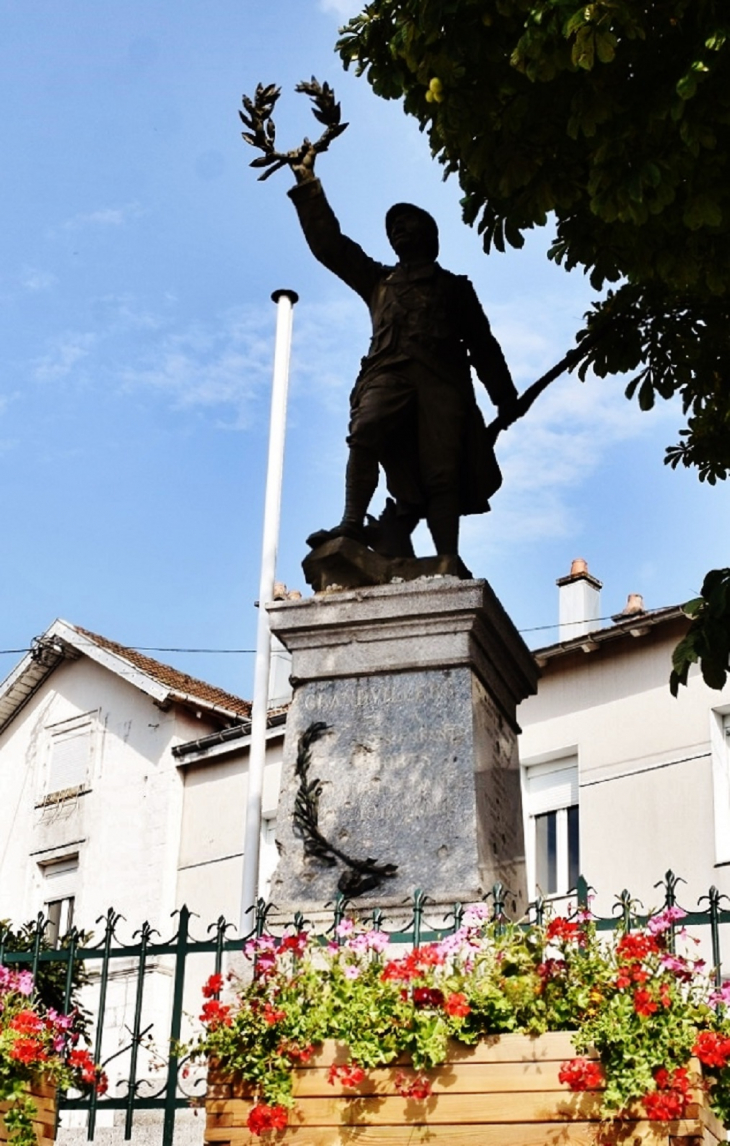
(386, 203), (439, 262)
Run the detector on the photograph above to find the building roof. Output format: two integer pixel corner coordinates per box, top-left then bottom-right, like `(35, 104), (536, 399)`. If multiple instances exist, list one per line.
(0, 619), (251, 735)
(532, 604), (687, 668)
(73, 625), (251, 719)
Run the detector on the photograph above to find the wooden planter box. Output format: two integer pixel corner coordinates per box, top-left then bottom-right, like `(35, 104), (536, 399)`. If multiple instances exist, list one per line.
(205, 1032), (726, 1145)
(0, 1081), (56, 1146)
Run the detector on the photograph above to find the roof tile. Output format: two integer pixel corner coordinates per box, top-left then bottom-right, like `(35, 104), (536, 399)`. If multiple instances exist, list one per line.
(72, 625), (251, 721)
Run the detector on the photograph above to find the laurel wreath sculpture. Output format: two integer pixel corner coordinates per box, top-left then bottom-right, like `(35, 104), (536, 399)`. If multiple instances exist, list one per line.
(239, 79), (348, 181)
(293, 721), (398, 898)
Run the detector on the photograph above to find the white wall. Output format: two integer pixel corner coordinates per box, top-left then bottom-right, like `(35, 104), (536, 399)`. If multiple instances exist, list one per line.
(518, 619), (730, 916)
(176, 736), (284, 923)
(0, 658), (221, 930)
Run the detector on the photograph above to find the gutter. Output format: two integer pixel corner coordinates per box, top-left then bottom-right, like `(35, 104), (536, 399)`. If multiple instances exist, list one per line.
(172, 708), (289, 760)
(533, 605), (686, 668)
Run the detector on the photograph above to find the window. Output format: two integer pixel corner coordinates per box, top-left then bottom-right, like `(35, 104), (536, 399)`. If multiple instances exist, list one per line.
(524, 757), (579, 899)
(40, 855), (78, 946)
(46, 713), (96, 796)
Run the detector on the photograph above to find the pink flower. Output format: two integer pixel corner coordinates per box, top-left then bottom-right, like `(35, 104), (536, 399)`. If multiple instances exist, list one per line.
(243, 935), (276, 960)
(709, 981), (730, 1007)
(364, 929), (390, 953)
(647, 906), (687, 936)
(343, 965), (361, 980)
(16, 971), (35, 996)
(335, 920), (355, 937)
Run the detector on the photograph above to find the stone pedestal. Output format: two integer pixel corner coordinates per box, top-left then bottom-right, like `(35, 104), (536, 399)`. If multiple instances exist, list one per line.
(267, 577), (538, 915)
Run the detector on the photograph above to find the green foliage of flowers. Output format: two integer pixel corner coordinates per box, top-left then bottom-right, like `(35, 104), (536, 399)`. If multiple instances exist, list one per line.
(0, 920), (92, 1044)
(0, 963), (105, 1146)
(194, 905), (730, 1136)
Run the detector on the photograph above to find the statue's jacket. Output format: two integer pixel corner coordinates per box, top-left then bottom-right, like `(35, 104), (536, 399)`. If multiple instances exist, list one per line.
(289, 178), (516, 515)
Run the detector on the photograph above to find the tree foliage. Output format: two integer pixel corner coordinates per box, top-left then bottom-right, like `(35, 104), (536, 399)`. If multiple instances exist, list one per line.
(338, 0), (730, 687)
(670, 568), (730, 695)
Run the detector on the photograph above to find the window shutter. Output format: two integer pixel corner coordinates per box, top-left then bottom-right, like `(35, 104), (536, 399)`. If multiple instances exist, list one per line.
(527, 764), (578, 816)
(41, 855), (78, 901)
(49, 726), (91, 793)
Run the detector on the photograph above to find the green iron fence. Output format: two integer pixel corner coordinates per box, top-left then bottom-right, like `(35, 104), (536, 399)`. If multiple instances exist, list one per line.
(1, 871), (730, 1145)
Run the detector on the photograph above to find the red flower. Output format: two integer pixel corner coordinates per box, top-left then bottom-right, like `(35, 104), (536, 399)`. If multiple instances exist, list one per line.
(202, 973), (224, 998)
(558, 1057), (604, 1091)
(633, 989), (658, 1017)
(246, 1103), (288, 1136)
(537, 959), (566, 980)
(410, 946), (446, 968)
(659, 982), (672, 1008)
(381, 946), (445, 984)
(412, 987), (445, 1009)
(9, 1038), (48, 1065)
(279, 932), (308, 957)
(616, 933), (659, 962)
(280, 1041), (315, 1063)
(10, 1011), (44, 1035)
(394, 1070), (433, 1100)
(643, 1089), (687, 1120)
(199, 999), (232, 1029)
(95, 1073), (109, 1096)
(327, 1063), (366, 1088)
(643, 1066), (690, 1121)
(263, 1003), (286, 1025)
(694, 1031), (730, 1069)
(444, 992), (471, 1018)
(546, 918), (581, 944)
(68, 1048), (98, 1084)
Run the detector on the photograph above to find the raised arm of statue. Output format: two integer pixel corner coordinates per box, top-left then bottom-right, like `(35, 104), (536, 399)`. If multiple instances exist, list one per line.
(287, 178), (383, 304)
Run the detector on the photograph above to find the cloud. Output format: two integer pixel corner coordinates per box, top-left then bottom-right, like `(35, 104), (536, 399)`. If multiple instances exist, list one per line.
(461, 341), (677, 559)
(115, 296), (368, 430)
(32, 333), (96, 382)
(20, 267), (57, 292)
(290, 297), (369, 412)
(118, 306), (276, 428)
(62, 202), (145, 230)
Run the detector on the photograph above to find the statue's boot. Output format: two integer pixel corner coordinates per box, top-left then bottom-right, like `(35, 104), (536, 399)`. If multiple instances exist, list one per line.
(305, 445), (378, 551)
(306, 521), (367, 549)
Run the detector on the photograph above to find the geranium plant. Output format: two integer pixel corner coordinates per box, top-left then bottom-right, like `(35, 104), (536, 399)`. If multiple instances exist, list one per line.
(195, 904), (730, 1137)
(0, 964), (106, 1146)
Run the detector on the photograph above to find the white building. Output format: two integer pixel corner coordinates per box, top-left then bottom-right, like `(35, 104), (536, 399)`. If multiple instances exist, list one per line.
(0, 617), (289, 1126)
(0, 619), (288, 935)
(519, 560), (730, 921)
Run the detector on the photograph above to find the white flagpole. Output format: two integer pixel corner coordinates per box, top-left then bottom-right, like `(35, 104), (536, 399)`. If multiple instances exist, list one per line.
(240, 288), (298, 931)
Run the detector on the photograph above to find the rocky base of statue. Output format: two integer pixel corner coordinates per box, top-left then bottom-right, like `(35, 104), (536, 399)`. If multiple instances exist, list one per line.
(266, 578), (538, 914)
(302, 536), (472, 592)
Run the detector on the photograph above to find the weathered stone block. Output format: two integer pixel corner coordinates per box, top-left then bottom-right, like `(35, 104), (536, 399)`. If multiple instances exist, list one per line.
(267, 577), (538, 913)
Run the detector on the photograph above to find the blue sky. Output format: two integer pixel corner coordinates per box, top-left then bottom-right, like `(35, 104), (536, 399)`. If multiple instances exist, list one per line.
(1, 0), (727, 697)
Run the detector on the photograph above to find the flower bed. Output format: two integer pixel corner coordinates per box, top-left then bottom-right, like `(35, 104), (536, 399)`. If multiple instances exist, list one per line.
(205, 1033), (724, 1144)
(0, 1082), (55, 1146)
(195, 906), (730, 1143)
(0, 964), (106, 1146)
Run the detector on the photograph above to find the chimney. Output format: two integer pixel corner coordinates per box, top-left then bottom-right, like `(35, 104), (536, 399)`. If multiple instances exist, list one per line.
(556, 558), (602, 642)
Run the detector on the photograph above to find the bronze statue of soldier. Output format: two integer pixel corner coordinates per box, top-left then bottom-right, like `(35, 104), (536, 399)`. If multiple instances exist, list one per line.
(240, 81), (520, 562)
